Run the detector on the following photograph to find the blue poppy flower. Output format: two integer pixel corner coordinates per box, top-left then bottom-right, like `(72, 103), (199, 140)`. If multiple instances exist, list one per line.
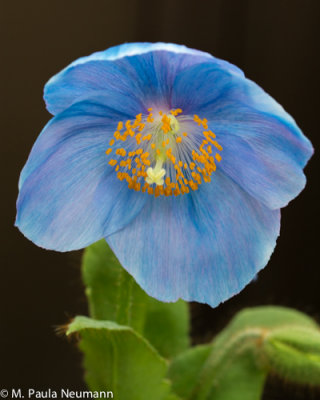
(15, 42), (313, 307)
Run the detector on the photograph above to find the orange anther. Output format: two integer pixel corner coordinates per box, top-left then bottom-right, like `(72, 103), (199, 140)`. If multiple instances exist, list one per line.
(111, 110), (220, 197)
(212, 141), (223, 151)
(154, 186), (160, 198)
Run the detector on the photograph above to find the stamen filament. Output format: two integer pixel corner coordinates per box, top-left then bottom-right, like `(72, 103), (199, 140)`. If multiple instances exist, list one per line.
(105, 109), (222, 197)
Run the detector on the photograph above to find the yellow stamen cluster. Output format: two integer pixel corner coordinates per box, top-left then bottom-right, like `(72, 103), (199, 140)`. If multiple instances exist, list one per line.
(105, 108), (222, 197)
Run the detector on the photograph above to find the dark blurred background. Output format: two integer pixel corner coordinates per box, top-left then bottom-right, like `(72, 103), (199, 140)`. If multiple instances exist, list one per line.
(1, 1), (319, 399)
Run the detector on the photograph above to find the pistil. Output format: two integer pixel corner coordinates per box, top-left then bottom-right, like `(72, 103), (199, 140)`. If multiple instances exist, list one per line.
(146, 159), (166, 185)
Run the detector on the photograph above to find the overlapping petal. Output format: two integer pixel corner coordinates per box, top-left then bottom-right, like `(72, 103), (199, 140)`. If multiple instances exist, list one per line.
(16, 96), (147, 251)
(16, 42), (313, 307)
(172, 63), (313, 209)
(107, 171), (280, 307)
(44, 43), (244, 115)
(19, 92), (144, 189)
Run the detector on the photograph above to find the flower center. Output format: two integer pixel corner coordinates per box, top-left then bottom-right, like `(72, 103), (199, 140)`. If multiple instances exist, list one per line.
(105, 108), (222, 197)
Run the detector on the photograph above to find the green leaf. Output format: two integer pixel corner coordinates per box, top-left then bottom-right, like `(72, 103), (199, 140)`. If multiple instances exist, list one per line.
(164, 395), (182, 400)
(205, 342), (267, 400)
(168, 344), (212, 399)
(263, 326), (320, 386)
(214, 306), (317, 342)
(82, 239), (148, 333)
(192, 329), (267, 400)
(67, 316), (181, 400)
(172, 307), (320, 400)
(194, 305), (318, 399)
(144, 298), (190, 358)
(82, 240), (190, 358)
(168, 342), (265, 400)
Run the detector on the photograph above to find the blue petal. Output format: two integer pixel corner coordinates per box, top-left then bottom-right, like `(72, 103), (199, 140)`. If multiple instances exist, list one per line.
(16, 97), (147, 251)
(172, 63), (313, 209)
(19, 92), (143, 190)
(44, 42), (244, 115)
(106, 171), (280, 307)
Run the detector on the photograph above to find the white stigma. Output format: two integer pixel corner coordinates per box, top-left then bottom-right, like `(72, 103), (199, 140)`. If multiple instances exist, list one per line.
(146, 159), (166, 186)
